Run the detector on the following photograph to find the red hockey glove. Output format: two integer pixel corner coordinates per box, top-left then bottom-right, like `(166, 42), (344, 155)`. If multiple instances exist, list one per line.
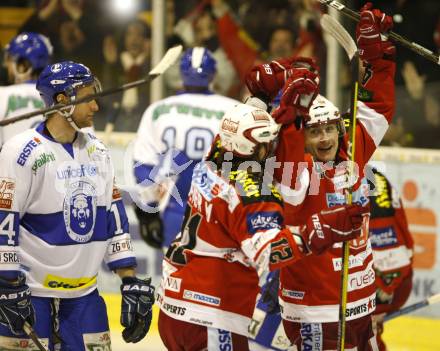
(301, 204), (368, 255)
(245, 57), (319, 103)
(271, 68), (319, 125)
(356, 2), (395, 63)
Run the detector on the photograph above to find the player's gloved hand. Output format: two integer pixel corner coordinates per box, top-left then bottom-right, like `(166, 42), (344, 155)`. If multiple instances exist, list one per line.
(120, 276), (155, 343)
(245, 57), (319, 104)
(356, 2), (395, 62)
(134, 205), (164, 249)
(0, 274), (35, 335)
(301, 204), (368, 255)
(271, 68), (319, 125)
(376, 288), (393, 304)
(260, 270), (280, 314)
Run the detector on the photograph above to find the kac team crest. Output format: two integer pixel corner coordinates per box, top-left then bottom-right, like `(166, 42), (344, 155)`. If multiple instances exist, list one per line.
(63, 180), (97, 243)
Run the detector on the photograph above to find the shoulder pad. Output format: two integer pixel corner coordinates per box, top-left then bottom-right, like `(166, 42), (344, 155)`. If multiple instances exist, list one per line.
(229, 170), (283, 207)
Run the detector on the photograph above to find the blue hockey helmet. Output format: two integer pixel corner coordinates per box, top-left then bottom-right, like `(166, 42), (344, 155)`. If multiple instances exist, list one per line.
(179, 47), (216, 87)
(5, 32), (53, 71)
(36, 61), (100, 107)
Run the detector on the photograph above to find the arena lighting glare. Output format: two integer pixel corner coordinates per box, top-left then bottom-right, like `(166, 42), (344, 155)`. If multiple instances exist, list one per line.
(111, 0), (138, 17)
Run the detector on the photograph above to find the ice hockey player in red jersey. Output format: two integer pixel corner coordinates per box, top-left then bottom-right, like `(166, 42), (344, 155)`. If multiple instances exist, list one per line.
(367, 168), (414, 351)
(156, 102), (367, 350)
(244, 3), (396, 350)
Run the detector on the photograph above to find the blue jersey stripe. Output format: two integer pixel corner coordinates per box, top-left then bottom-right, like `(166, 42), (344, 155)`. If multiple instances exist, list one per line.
(21, 207), (113, 245)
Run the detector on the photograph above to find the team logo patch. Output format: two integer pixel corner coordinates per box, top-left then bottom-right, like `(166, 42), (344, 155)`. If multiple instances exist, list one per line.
(63, 180), (97, 243)
(0, 178), (15, 209)
(370, 227), (398, 248)
(246, 211), (282, 234)
(51, 63), (63, 73)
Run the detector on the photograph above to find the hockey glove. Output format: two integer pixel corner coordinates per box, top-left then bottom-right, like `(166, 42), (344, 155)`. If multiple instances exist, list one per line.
(301, 204), (368, 255)
(120, 276), (155, 343)
(271, 68), (319, 125)
(245, 57), (319, 104)
(134, 205), (164, 249)
(356, 2), (395, 63)
(0, 274), (35, 335)
(260, 270), (280, 314)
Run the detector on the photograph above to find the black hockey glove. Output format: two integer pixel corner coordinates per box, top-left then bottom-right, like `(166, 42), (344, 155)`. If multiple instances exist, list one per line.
(260, 271), (280, 314)
(0, 274), (35, 335)
(134, 205), (164, 249)
(120, 276), (155, 343)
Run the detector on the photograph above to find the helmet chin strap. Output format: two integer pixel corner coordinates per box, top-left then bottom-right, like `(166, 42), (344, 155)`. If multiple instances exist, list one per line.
(58, 96), (82, 132)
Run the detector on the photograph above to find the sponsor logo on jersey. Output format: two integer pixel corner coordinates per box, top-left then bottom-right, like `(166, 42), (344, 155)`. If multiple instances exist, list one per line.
(221, 118), (239, 134)
(326, 192), (345, 207)
(43, 274), (96, 290)
(373, 172), (392, 208)
(108, 238), (132, 255)
(56, 164), (98, 179)
(281, 288), (305, 299)
(0, 251), (18, 264)
(83, 331), (111, 351)
(183, 289), (221, 306)
(63, 180), (97, 243)
(0, 178), (15, 209)
(217, 329), (233, 351)
(349, 263), (375, 291)
(31, 152), (55, 174)
(246, 211), (282, 234)
(370, 227), (398, 248)
(345, 297), (375, 318)
(16, 138), (42, 166)
(162, 302), (186, 316)
(6, 95), (44, 116)
(163, 277), (181, 293)
(300, 323), (322, 351)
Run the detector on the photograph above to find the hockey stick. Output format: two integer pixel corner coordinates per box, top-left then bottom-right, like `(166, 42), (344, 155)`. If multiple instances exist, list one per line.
(317, 0), (440, 65)
(23, 321), (49, 351)
(384, 293), (440, 322)
(321, 14), (358, 351)
(0, 45), (183, 127)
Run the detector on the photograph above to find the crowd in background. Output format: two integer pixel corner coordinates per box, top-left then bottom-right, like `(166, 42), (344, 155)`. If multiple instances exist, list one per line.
(0, 0), (439, 148)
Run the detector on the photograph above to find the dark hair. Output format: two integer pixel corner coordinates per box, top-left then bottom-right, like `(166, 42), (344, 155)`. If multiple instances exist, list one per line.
(264, 25), (297, 51)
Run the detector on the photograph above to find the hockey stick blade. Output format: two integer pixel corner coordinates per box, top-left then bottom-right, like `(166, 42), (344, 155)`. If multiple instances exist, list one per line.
(0, 45), (183, 127)
(316, 0), (440, 65)
(23, 321), (49, 351)
(384, 292), (440, 322)
(321, 14), (357, 60)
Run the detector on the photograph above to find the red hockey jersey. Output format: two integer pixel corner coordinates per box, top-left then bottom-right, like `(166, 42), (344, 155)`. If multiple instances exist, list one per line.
(368, 169), (414, 314)
(157, 160), (305, 336)
(275, 58), (396, 323)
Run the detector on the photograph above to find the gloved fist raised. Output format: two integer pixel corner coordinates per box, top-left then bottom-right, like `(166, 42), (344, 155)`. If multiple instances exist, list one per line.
(301, 204), (368, 255)
(120, 277), (155, 343)
(0, 274), (35, 335)
(271, 68), (319, 125)
(245, 57), (319, 103)
(356, 2), (395, 62)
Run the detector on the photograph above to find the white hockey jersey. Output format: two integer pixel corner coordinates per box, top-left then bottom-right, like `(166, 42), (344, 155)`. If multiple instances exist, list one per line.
(0, 122), (136, 298)
(133, 92), (239, 206)
(0, 82), (45, 147)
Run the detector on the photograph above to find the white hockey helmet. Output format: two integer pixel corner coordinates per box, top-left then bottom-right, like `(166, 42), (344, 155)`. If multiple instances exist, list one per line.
(219, 103), (280, 157)
(306, 94), (345, 135)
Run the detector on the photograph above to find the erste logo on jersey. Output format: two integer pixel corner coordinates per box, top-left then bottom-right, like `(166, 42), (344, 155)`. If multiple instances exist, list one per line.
(246, 211), (282, 234)
(16, 137), (42, 166)
(63, 180), (97, 243)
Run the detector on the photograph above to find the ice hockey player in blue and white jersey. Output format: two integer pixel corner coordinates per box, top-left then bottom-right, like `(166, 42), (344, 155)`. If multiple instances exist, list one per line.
(132, 46), (239, 249)
(0, 61), (154, 350)
(0, 32), (53, 147)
